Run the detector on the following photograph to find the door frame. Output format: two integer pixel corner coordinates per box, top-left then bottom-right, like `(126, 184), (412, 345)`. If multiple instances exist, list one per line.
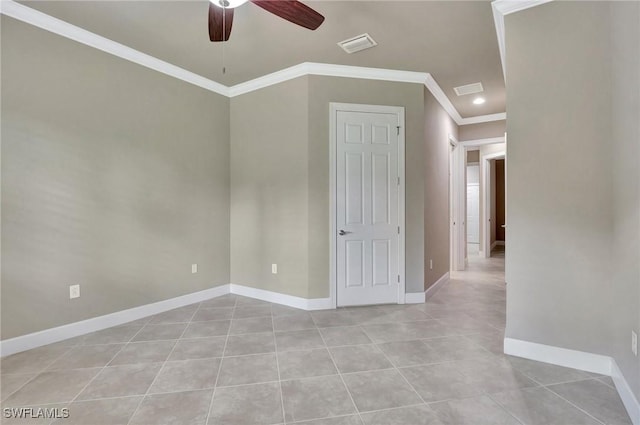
(481, 151), (506, 258)
(329, 102), (406, 308)
(449, 134), (466, 271)
(452, 136), (506, 262)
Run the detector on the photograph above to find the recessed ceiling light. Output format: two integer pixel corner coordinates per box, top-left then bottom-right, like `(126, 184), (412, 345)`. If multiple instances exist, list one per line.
(473, 97), (486, 105)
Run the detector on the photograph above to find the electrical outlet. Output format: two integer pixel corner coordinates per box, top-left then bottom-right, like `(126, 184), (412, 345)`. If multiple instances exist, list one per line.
(632, 331), (637, 356)
(272, 264), (278, 274)
(429, 259), (433, 270)
(69, 284), (80, 299)
(192, 264), (198, 274)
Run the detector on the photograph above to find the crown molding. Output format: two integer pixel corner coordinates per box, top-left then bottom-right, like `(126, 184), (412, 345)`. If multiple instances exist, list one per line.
(492, 0), (554, 79)
(0, 0), (231, 96)
(459, 112), (506, 125)
(228, 62), (429, 97)
(1, 0), (505, 125)
(424, 74), (464, 123)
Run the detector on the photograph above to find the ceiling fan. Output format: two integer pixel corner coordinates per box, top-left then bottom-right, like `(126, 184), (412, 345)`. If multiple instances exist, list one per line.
(208, 0), (325, 42)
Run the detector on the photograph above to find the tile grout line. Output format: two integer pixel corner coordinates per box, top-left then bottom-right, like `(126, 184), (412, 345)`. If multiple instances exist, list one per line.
(271, 307), (288, 425)
(124, 303), (200, 425)
(204, 295), (237, 425)
(543, 383), (608, 425)
(2, 343), (83, 425)
(357, 324), (434, 410)
(0, 343), (78, 408)
(51, 321), (153, 425)
(316, 325), (365, 425)
(483, 392), (527, 425)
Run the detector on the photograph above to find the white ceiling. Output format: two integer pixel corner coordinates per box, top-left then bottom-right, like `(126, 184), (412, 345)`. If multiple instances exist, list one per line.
(19, 0), (505, 118)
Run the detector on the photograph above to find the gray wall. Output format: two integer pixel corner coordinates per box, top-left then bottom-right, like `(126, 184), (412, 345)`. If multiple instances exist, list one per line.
(230, 76), (428, 298)
(506, 0), (616, 360)
(424, 90), (458, 289)
(230, 77), (311, 298)
(610, 1), (640, 399)
(459, 120), (505, 141)
(1, 17), (230, 339)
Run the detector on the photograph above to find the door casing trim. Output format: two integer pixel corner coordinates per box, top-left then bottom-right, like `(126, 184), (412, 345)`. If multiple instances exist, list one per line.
(329, 102), (406, 308)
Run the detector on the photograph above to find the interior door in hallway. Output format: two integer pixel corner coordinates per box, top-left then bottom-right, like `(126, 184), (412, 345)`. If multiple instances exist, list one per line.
(467, 164), (480, 244)
(336, 108), (402, 306)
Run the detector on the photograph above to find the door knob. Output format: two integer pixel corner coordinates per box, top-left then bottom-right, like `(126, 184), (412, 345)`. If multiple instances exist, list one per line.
(339, 230), (349, 236)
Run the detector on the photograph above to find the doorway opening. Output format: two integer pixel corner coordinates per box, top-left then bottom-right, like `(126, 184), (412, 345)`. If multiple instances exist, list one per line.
(482, 152), (506, 258)
(466, 151), (480, 257)
(450, 137), (506, 271)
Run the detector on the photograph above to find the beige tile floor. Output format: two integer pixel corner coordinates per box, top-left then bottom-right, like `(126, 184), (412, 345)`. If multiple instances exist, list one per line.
(0, 249), (632, 424)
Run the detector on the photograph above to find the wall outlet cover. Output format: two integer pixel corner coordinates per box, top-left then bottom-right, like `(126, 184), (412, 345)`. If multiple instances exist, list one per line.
(192, 264), (197, 274)
(632, 331), (637, 356)
(271, 264), (278, 274)
(69, 284), (80, 299)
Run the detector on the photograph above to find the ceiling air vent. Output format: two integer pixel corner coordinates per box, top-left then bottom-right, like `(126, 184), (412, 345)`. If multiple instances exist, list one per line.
(338, 33), (377, 54)
(453, 82), (484, 96)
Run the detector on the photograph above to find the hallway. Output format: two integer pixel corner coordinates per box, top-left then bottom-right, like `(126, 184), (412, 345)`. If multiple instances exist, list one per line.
(0, 251), (632, 424)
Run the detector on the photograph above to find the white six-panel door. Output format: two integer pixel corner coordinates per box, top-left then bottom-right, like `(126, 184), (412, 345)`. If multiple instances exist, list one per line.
(334, 107), (403, 307)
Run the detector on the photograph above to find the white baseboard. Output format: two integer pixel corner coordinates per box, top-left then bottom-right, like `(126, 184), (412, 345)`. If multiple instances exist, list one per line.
(0, 283), (338, 357)
(612, 360), (640, 425)
(425, 272), (450, 301)
(503, 337), (612, 375)
(0, 284), (231, 357)
(504, 337), (639, 424)
(405, 272), (450, 304)
(229, 284), (332, 310)
(404, 292), (425, 304)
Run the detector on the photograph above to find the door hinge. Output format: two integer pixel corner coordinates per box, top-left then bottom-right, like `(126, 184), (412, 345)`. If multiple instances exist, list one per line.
(397, 275), (400, 283)
(397, 226), (400, 234)
(397, 176), (400, 185)
(396, 126), (400, 136)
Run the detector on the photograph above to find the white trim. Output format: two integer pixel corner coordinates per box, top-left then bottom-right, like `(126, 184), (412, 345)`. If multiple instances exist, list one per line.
(0, 0), (505, 126)
(0, 0), (230, 97)
(612, 360), (640, 425)
(459, 112), (507, 126)
(449, 134), (466, 272)
(504, 337), (640, 424)
(404, 292), (426, 304)
(229, 284), (332, 311)
(503, 338), (612, 376)
(492, 0), (554, 79)
(0, 284), (231, 357)
(425, 272), (450, 301)
(425, 74), (464, 124)
(405, 272), (450, 304)
(329, 104), (338, 310)
(460, 136), (506, 147)
(329, 102), (406, 307)
(228, 62), (427, 97)
(0, 283), (340, 357)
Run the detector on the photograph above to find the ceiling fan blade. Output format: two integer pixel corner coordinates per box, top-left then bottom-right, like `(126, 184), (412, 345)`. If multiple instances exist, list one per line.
(251, 0), (324, 30)
(209, 3), (234, 41)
